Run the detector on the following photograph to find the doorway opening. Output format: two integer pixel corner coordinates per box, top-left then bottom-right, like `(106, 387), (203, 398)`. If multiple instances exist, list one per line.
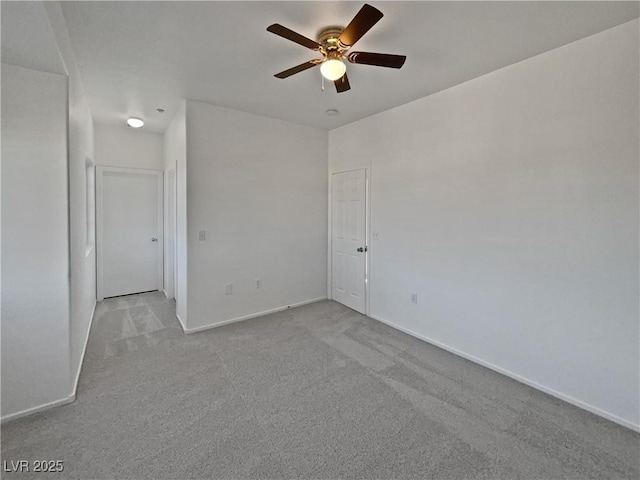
(96, 166), (163, 301)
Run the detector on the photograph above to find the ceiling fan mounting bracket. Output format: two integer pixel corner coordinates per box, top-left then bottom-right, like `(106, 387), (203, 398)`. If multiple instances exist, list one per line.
(317, 27), (345, 52)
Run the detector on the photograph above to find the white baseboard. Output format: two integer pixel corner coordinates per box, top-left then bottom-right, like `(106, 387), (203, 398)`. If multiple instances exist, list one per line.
(369, 314), (640, 433)
(2, 300), (98, 424)
(176, 312), (188, 332)
(1, 394), (75, 424)
(183, 297), (327, 334)
(72, 300), (97, 394)
(162, 289), (175, 300)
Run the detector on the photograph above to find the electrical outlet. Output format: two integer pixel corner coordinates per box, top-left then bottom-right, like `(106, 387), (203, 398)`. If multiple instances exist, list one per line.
(225, 283), (233, 295)
(411, 293), (418, 304)
(199, 230), (206, 241)
(372, 231), (380, 240)
(255, 278), (262, 289)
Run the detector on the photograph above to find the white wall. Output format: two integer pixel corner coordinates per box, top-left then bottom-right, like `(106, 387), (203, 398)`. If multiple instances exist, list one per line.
(163, 102), (187, 322)
(95, 124), (163, 170)
(67, 64), (96, 400)
(44, 0), (97, 398)
(1, 63), (72, 417)
(185, 101), (328, 330)
(329, 20), (639, 430)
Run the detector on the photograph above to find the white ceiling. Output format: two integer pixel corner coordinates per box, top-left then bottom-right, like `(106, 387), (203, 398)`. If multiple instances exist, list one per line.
(58, 1), (639, 132)
(1, 1), (67, 76)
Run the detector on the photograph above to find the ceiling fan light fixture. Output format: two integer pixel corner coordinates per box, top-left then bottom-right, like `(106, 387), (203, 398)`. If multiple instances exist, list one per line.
(320, 59), (346, 81)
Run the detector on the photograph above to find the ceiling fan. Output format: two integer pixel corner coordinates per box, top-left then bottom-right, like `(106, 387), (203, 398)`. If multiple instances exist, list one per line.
(267, 4), (406, 93)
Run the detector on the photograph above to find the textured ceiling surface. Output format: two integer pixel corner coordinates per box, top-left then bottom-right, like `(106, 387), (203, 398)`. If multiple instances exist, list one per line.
(57, 1), (639, 132)
(1, 1), (67, 75)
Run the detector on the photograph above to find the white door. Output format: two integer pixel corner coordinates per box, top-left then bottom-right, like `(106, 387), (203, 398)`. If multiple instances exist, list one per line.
(97, 167), (163, 300)
(331, 169), (367, 313)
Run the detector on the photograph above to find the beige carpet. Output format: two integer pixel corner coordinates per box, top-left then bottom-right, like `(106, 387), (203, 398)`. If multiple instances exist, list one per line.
(2, 292), (638, 479)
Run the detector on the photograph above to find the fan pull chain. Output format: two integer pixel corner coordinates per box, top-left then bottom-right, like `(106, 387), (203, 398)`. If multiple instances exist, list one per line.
(321, 72), (325, 91)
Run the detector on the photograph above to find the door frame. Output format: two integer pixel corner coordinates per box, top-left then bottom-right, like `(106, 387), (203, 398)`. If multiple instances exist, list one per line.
(164, 166), (177, 299)
(96, 166), (164, 301)
(328, 163), (371, 316)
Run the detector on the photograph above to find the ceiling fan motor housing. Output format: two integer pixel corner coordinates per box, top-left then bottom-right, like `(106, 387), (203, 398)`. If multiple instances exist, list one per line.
(317, 27), (345, 52)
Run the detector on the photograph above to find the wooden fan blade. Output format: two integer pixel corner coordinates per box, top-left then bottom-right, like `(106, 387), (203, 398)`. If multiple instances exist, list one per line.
(267, 24), (322, 51)
(337, 4), (383, 48)
(334, 73), (351, 93)
(274, 60), (319, 79)
(347, 51), (406, 69)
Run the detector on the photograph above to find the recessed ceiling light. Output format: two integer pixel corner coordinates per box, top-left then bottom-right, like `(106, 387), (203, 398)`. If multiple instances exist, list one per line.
(326, 109), (339, 116)
(127, 117), (144, 128)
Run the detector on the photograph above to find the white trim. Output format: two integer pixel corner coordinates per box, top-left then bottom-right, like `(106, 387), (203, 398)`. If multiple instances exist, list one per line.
(175, 312), (188, 332)
(156, 172), (164, 294)
(96, 166), (104, 301)
(327, 174), (331, 300)
(2, 299), (98, 424)
(96, 166), (164, 301)
(328, 164), (372, 316)
(182, 297), (327, 334)
(164, 168), (177, 300)
(173, 164), (178, 303)
(72, 300), (97, 394)
(1, 394), (75, 424)
(369, 313), (640, 433)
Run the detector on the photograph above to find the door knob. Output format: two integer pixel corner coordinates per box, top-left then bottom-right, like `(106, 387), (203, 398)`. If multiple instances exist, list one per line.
(151, 237), (158, 242)
(357, 247), (366, 252)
